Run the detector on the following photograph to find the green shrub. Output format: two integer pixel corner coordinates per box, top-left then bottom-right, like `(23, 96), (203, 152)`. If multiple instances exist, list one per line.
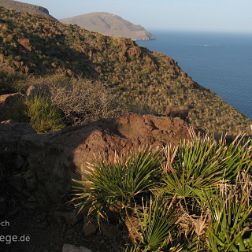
(25, 96), (65, 133)
(160, 136), (252, 202)
(72, 152), (162, 223)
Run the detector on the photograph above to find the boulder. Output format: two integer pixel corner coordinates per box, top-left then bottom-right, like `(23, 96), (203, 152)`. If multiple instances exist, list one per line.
(0, 21), (8, 30)
(0, 113), (191, 206)
(165, 106), (189, 121)
(0, 92), (24, 107)
(0, 120), (36, 146)
(0, 93), (26, 121)
(18, 38), (32, 52)
(0, 53), (4, 63)
(53, 113), (191, 169)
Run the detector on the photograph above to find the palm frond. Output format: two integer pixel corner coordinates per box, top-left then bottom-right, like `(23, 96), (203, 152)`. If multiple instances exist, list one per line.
(71, 151), (162, 223)
(161, 136), (252, 201)
(207, 172), (252, 251)
(128, 197), (178, 251)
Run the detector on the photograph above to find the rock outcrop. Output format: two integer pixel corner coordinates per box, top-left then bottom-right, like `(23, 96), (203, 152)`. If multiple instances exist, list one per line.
(0, 93), (26, 121)
(165, 105), (190, 121)
(0, 113), (191, 207)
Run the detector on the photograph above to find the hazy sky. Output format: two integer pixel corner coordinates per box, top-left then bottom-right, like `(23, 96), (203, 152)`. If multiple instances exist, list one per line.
(18, 0), (252, 33)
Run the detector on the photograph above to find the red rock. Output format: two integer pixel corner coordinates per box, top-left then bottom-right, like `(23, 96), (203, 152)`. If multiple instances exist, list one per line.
(165, 106), (189, 121)
(18, 38), (32, 52)
(0, 113), (191, 204)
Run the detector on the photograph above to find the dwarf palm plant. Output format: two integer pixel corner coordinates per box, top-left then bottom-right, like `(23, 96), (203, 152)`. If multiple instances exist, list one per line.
(161, 139), (223, 201)
(126, 197), (178, 252)
(207, 173), (252, 251)
(160, 136), (251, 202)
(220, 136), (252, 178)
(72, 151), (162, 223)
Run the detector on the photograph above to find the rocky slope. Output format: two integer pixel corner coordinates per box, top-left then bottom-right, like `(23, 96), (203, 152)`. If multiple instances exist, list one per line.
(0, 6), (251, 134)
(61, 12), (153, 41)
(0, 0), (52, 18)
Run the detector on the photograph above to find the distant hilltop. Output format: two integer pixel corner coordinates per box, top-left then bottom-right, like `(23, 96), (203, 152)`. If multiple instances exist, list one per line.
(0, 0), (52, 18)
(61, 12), (153, 41)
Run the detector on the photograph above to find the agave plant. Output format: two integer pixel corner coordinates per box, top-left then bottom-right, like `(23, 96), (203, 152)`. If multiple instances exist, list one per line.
(207, 172), (252, 252)
(71, 151), (162, 223)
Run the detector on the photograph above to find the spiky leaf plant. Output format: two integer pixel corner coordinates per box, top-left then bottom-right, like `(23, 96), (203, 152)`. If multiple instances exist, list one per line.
(207, 172), (252, 252)
(124, 245), (142, 252)
(220, 136), (252, 178)
(72, 151), (162, 223)
(160, 136), (252, 201)
(126, 197), (178, 252)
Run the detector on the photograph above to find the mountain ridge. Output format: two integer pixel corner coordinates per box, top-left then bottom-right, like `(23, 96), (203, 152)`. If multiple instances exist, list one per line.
(0, 0), (53, 18)
(61, 12), (153, 41)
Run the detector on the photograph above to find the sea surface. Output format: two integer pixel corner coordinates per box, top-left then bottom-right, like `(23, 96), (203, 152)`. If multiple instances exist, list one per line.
(137, 31), (252, 119)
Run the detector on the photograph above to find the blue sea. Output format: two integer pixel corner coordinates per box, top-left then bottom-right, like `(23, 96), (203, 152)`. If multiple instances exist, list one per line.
(138, 31), (252, 119)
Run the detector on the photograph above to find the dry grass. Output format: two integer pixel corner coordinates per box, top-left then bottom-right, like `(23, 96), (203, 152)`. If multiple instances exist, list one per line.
(26, 75), (127, 125)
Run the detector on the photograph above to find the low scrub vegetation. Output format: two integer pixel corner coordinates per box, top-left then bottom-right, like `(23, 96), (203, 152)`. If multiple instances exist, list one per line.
(1, 74), (156, 131)
(0, 74), (131, 131)
(0, 70), (25, 94)
(72, 135), (252, 251)
(0, 94), (65, 133)
(25, 96), (65, 133)
(27, 75), (127, 126)
(0, 6), (251, 134)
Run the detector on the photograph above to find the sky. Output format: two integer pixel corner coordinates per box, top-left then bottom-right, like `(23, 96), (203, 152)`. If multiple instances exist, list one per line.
(18, 0), (252, 33)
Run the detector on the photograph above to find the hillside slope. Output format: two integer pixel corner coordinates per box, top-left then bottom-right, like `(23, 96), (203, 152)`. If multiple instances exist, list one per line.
(0, 6), (251, 134)
(61, 12), (153, 40)
(0, 0), (52, 18)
